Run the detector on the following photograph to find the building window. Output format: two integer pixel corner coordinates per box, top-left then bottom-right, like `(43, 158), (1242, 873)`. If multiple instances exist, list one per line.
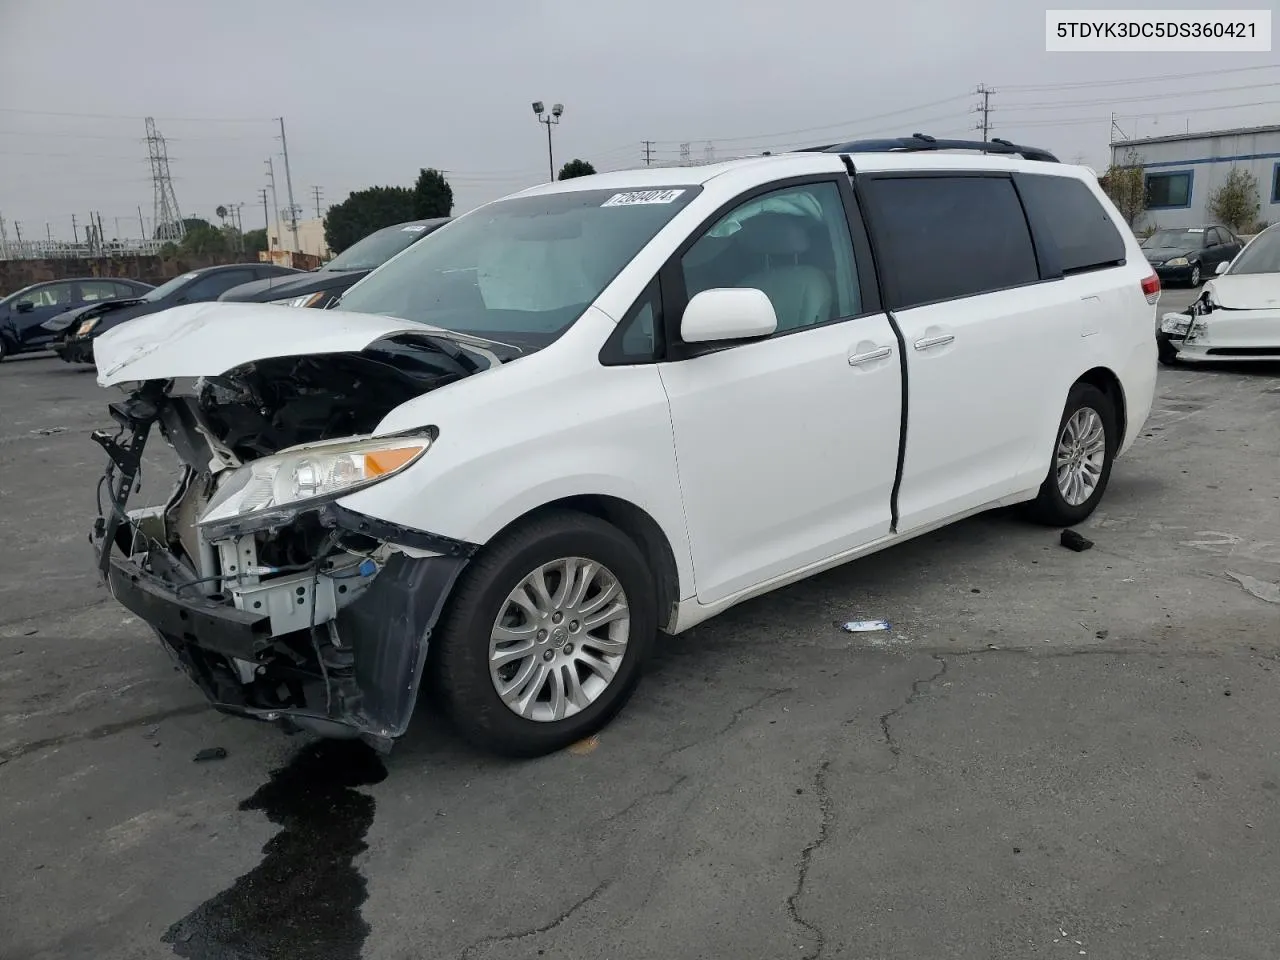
(1272, 163), (1280, 204)
(1145, 171), (1193, 209)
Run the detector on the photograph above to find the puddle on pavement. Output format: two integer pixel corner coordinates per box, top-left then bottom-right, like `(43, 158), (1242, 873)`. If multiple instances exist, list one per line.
(163, 739), (387, 960)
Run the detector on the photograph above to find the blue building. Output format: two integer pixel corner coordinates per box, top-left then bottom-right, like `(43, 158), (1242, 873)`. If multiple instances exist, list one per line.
(1109, 124), (1280, 232)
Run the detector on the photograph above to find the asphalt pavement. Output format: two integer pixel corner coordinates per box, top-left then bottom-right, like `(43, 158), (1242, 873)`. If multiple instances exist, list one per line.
(2, 297), (1278, 960)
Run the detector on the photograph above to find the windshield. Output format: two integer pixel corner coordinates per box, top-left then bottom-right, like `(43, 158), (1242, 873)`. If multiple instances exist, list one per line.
(1143, 228), (1204, 248)
(324, 223), (436, 271)
(1225, 228), (1280, 276)
(337, 186), (701, 348)
(143, 273), (197, 302)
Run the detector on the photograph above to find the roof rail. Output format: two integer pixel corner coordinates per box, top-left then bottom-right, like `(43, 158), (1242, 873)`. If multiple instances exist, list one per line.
(795, 133), (1059, 163)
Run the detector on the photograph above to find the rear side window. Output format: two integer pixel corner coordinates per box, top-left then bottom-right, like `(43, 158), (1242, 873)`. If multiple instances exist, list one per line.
(863, 176), (1039, 309)
(1017, 174), (1126, 275)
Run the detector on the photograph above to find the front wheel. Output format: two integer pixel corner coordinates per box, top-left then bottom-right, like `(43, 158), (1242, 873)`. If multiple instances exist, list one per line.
(1189, 262), (1201, 287)
(0, 337), (10, 363)
(1026, 382), (1117, 526)
(434, 510), (657, 757)
(1156, 331), (1181, 366)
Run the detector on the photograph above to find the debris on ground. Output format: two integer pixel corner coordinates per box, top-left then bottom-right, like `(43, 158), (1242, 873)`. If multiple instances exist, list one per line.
(1060, 529), (1094, 552)
(192, 747), (228, 763)
(842, 619), (891, 633)
(1226, 571), (1280, 605)
(28, 426), (67, 437)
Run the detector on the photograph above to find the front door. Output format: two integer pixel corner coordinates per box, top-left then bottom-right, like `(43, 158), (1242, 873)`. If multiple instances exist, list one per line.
(658, 180), (901, 606)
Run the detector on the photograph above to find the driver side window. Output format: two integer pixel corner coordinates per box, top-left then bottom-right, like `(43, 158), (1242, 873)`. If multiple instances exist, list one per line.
(679, 182), (861, 335)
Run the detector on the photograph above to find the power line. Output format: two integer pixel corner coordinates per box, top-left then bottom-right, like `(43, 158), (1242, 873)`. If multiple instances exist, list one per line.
(1000, 62), (1278, 92)
(999, 80), (1280, 110)
(998, 97), (1280, 128)
(0, 106), (275, 123)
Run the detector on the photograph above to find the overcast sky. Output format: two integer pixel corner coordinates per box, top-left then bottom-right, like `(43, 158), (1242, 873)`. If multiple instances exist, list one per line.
(1, 0), (1276, 242)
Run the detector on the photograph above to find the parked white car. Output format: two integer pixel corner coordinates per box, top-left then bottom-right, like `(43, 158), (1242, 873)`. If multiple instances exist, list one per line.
(90, 137), (1158, 757)
(1159, 223), (1280, 364)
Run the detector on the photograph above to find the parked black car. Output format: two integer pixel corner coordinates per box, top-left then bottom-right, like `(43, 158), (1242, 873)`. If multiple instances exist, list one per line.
(53, 263), (302, 364)
(218, 218), (451, 308)
(0, 277), (153, 362)
(1141, 225), (1244, 287)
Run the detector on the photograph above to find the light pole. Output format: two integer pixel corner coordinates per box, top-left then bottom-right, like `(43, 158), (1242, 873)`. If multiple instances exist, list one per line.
(532, 101), (564, 182)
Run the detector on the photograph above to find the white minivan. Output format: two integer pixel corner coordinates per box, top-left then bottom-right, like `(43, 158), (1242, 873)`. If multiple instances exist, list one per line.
(91, 137), (1159, 757)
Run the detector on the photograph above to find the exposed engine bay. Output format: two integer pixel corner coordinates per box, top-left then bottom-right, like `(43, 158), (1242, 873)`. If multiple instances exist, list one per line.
(91, 335), (490, 750)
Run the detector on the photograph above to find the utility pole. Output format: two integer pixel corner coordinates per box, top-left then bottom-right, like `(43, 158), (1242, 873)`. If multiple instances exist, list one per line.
(975, 83), (995, 142)
(14, 221), (23, 244)
(45, 223), (52, 243)
(137, 205), (146, 241)
(277, 118), (300, 252)
(96, 212), (106, 253)
(265, 159), (282, 251)
(257, 188), (270, 233)
(71, 214), (79, 244)
(0, 213), (9, 260)
(311, 185), (323, 219)
(114, 216), (121, 241)
(642, 141), (655, 166)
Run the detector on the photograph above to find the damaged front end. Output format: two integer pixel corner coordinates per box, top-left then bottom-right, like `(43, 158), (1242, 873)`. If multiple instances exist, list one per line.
(91, 341), (483, 750)
(1161, 287), (1280, 362)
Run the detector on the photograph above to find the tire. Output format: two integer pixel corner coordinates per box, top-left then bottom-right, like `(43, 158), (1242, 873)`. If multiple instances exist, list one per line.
(0, 337), (10, 363)
(1026, 382), (1118, 527)
(434, 509), (657, 757)
(1188, 262), (1201, 287)
(1156, 331), (1181, 366)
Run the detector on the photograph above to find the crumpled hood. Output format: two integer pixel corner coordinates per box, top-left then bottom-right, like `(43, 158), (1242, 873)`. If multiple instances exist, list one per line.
(1204, 275), (1280, 310)
(93, 301), (448, 386)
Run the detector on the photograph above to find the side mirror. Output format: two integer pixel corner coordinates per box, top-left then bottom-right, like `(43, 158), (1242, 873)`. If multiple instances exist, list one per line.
(681, 288), (777, 344)
(1216, 261), (1230, 276)
(15, 301), (34, 314)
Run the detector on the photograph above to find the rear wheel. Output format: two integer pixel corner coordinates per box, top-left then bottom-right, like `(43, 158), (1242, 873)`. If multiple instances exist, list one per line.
(0, 337), (10, 363)
(434, 510), (657, 757)
(1026, 382), (1117, 526)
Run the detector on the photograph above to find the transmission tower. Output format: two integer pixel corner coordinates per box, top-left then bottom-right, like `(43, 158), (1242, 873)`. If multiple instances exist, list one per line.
(679, 142), (691, 165)
(145, 117), (184, 241)
(702, 142), (716, 165)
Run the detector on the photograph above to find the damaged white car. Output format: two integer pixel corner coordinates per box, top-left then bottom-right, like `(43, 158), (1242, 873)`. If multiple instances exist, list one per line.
(1159, 223), (1280, 365)
(91, 140), (1157, 757)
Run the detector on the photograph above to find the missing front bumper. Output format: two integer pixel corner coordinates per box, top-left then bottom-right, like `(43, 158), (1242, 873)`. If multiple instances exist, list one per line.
(90, 387), (475, 749)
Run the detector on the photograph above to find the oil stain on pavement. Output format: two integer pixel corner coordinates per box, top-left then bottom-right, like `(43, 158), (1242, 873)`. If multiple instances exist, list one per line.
(163, 739), (387, 960)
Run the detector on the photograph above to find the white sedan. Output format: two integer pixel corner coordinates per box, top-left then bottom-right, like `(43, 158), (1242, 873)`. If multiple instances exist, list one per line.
(1160, 223), (1280, 364)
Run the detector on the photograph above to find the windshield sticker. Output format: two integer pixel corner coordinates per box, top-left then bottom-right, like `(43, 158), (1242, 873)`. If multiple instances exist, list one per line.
(402, 225), (428, 232)
(601, 189), (686, 207)
(1187, 228), (1205, 233)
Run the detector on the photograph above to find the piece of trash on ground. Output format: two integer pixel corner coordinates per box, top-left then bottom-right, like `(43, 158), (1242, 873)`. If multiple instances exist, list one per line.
(1060, 529), (1094, 552)
(192, 747), (228, 763)
(842, 619), (891, 633)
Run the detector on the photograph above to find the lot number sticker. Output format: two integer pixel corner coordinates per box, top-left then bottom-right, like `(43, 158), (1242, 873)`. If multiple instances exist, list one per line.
(601, 189), (686, 207)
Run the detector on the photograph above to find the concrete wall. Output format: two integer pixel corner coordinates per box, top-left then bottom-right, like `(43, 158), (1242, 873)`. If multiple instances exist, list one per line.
(0, 253), (263, 298)
(1111, 127), (1280, 232)
(269, 217), (330, 259)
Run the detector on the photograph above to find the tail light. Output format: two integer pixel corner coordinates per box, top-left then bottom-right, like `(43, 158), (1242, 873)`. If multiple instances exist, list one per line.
(1141, 272), (1160, 305)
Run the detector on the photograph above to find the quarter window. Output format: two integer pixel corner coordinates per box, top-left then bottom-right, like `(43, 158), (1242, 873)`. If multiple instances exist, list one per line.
(679, 181), (861, 335)
(862, 176), (1040, 309)
(1017, 174), (1125, 274)
(1145, 171), (1192, 209)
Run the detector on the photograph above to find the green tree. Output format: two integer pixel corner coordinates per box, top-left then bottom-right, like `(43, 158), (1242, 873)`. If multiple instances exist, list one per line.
(1100, 147), (1146, 227)
(558, 159), (596, 180)
(180, 220), (230, 255)
(242, 228), (268, 254)
(1207, 167), (1260, 232)
(323, 186), (417, 253)
(413, 168), (454, 218)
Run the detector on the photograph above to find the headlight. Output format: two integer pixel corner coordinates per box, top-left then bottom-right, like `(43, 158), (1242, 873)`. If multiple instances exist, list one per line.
(1165, 257), (1188, 267)
(271, 292), (327, 308)
(1161, 314), (1191, 336)
(76, 318), (99, 336)
(198, 435), (432, 527)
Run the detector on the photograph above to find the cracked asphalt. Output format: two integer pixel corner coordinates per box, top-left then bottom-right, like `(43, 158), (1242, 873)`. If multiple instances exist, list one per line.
(4, 289), (1280, 960)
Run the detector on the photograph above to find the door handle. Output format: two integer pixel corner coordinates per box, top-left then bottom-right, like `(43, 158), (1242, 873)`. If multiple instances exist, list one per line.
(913, 334), (954, 351)
(848, 345), (892, 366)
